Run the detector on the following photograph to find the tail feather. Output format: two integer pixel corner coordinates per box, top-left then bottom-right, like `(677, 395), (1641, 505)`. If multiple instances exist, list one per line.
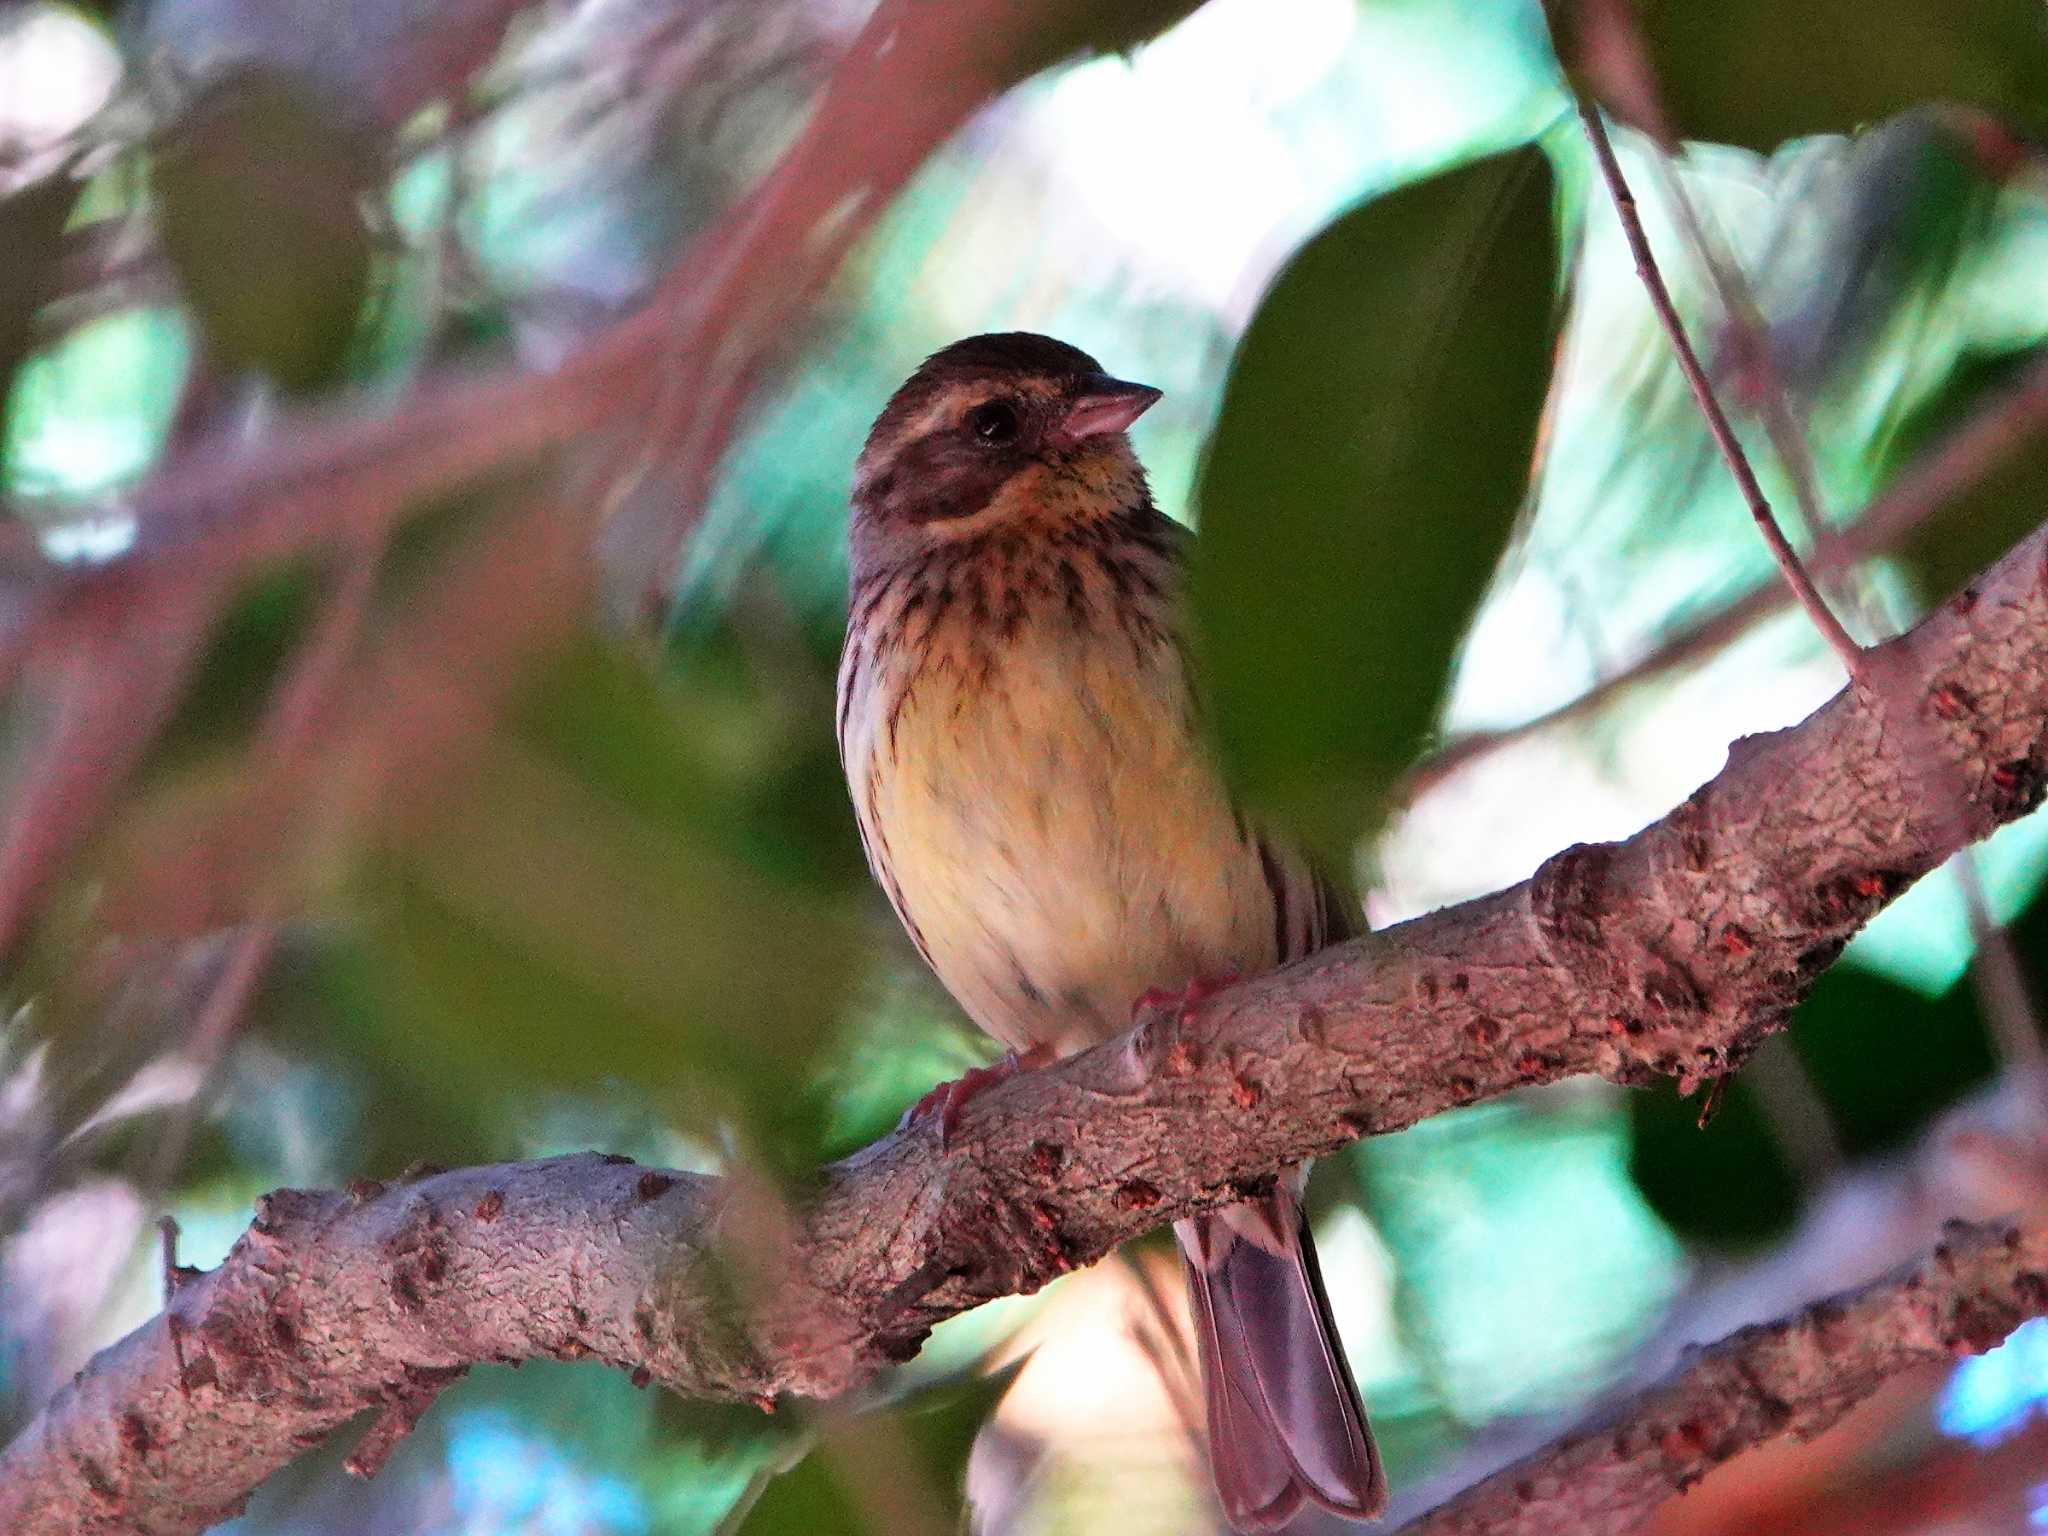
(1178, 1194), (1386, 1530)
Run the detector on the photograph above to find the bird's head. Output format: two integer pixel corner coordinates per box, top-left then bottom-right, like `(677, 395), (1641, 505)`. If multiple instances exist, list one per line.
(851, 333), (1161, 555)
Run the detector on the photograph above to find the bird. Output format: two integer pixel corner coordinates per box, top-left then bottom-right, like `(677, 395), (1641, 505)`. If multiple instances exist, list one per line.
(836, 331), (1386, 1530)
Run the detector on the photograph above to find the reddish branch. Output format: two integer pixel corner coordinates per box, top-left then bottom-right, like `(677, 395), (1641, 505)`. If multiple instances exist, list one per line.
(1397, 1213), (2048, 1536)
(1573, 96), (1866, 676)
(3, 506), (2048, 1532)
(1406, 348), (2048, 798)
(0, 0), (1073, 953)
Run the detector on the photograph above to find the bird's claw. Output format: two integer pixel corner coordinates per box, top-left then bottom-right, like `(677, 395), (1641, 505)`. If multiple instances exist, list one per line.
(1130, 968), (1241, 1026)
(900, 1045), (1052, 1147)
(1124, 969), (1241, 1082)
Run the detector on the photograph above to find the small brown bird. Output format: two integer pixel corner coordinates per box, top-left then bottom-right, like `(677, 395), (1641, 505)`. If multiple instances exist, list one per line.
(838, 333), (1386, 1529)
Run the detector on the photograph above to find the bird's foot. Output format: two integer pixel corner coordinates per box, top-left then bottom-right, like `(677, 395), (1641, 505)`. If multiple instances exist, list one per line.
(900, 1044), (1054, 1147)
(1130, 968), (1242, 1026)
(1123, 969), (1242, 1085)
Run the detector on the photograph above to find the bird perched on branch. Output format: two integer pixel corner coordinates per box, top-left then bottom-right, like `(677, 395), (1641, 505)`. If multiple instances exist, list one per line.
(837, 332), (1385, 1529)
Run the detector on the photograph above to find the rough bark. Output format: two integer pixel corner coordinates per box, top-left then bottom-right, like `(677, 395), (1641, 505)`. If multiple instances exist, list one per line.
(3, 522), (2047, 1530)
(1396, 1212), (2048, 1536)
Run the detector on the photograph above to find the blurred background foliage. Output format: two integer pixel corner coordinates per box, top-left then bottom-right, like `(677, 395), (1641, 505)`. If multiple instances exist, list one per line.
(3, 0), (2048, 1531)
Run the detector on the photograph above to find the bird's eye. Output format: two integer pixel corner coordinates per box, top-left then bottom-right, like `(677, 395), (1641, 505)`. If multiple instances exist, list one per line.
(966, 400), (1021, 445)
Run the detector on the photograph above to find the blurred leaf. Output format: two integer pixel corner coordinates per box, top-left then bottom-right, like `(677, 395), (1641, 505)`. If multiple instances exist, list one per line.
(264, 933), (499, 1173)
(523, 629), (867, 894)
(1790, 966), (1995, 1159)
(1364, 1097), (1682, 1415)
(734, 1360), (1026, 1535)
(1760, 112), (2001, 404)
(725, 1421), (878, 1536)
(812, 977), (989, 1159)
(0, 167), (83, 436)
(1640, 0), (2048, 153)
(1634, 957), (2000, 1248)
(144, 0), (530, 132)
(1628, 1079), (1800, 1248)
(1878, 346), (2048, 604)
(1000, 0), (1208, 76)
(362, 634), (867, 1168)
(148, 562), (320, 769)
(1191, 145), (1558, 856)
(152, 70), (377, 390)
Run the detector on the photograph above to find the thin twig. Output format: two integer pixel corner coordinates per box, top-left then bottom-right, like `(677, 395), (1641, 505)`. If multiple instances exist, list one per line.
(1956, 849), (2048, 1082)
(156, 1216), (190, 1303)
(1574, 97), (1867, 678)
(1645, 155), (1894, 649)
(0, 571), (223, 953)
(1553, 0), (1850, 574)
(1405, 347), (2048, 799)
(144, 922), (279, 1189)
(261, 546), (384, 761)
(1585, 0), (1893, 645)
(137, 544), (384, 1191)
(1659, 177), (1835, 539)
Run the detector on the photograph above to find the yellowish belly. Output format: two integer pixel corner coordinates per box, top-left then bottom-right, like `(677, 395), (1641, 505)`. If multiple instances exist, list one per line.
(861, 625), (1278, 1055)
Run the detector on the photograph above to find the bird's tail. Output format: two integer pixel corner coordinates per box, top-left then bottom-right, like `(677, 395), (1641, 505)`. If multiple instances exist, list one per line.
(1177, 1184), (1386, 1530)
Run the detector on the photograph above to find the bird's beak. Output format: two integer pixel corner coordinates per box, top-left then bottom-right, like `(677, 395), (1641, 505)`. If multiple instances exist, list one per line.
(1054, 375), (1163, 445)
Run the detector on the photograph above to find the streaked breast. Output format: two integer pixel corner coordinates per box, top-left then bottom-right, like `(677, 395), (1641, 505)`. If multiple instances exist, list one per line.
(839, 542), (1284, 1054)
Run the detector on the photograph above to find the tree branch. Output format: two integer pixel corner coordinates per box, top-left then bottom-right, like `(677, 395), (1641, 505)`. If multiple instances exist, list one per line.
(5, 512), (2048, 1529)
(1396, 1210), (2048, 1536)
(0, 0), (1056, 962)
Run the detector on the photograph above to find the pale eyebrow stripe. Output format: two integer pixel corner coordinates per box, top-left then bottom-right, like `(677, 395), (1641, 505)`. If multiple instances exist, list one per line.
(903, 376), (1062, 443)
(856, 376), (1068, 494)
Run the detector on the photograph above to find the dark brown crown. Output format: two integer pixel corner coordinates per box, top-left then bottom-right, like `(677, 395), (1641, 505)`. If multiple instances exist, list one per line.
(916, 332), (1104, 378)
(865, 333), (1106, 456)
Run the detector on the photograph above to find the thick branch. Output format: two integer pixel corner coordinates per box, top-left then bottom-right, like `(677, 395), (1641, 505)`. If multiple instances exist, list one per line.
(0, 1157), (721, 1535)
(5, 521), (2048, 1530)
(1397, 1211), (2048, 1536)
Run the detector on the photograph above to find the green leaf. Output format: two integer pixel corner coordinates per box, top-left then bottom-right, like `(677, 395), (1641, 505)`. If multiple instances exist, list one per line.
(999, 0), (1208, 76)
(0, 167), (84, 439)
(263, 932), (500, 1173)
(1628, 1079), (1800, 1249)
(1788, 967), (1994, 1160)
(153, 70), (377, 391)
(358, 633), (868, 1168)
(1190, 145), (1559, 857)
(1762, 112), (2000, 403)
(1638, 0), (2048, 153)
(1633, 954), (2000, 1250)
(1878, 347), (2048, 605)
(148, 562), (321, 770)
